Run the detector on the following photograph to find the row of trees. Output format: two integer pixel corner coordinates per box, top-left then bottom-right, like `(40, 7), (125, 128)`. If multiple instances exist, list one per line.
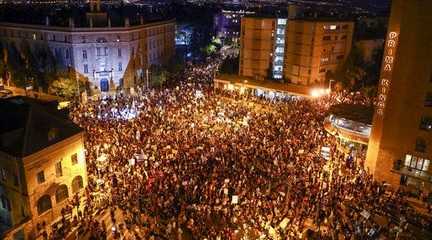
(0, 40), (56, 89)
(0, 40), (88, 99)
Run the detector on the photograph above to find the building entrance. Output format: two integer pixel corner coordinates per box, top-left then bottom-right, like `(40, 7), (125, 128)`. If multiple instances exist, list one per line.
(100, 78), (109, 92)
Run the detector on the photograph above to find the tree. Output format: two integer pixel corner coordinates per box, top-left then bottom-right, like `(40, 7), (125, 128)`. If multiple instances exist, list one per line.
(149, 65), (167, 88)
(0, 40), (58, 89)
(329, 45), (366, 89)
(48, 70), (88, 99)
(220, 56), (239, 74)
(362, 47), (384, 86)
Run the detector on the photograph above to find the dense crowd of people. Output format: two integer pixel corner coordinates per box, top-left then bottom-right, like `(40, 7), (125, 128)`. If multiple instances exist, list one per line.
(42, 58), (432, 240)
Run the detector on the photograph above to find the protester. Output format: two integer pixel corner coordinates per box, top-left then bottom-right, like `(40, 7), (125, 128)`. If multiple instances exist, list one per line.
(45, 58), (431, 240)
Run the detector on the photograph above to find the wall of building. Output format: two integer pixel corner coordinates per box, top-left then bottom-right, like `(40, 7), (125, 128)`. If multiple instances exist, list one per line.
(0, 20), (175, 93)
(366, 0), (432, 190)
(239, 17), (275, 80)
(284, 21), (353, 85)
(0, 152), (31, 237)
(21, 132), (87, 238)
(239, 17), (353, 86)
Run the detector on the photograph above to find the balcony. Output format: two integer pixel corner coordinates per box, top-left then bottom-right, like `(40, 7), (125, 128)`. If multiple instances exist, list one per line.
(392, 161), (432, 183)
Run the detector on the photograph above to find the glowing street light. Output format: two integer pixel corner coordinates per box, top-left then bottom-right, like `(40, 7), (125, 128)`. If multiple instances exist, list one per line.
(310, 88), (331, 98)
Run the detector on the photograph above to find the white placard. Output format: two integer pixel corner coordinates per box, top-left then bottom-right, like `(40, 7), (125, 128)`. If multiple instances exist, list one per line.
(231, 195), (238, 204)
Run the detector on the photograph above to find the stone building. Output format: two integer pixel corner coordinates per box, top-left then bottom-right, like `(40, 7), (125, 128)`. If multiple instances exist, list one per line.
(239, 16), (354, 86)
(0, 96), (87, 239)
(0, 4), (175, 94)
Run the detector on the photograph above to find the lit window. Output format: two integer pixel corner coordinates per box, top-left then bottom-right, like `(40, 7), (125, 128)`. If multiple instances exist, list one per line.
(405, 154), (431, 171)
(277, 19), (287, 25)
(405, 154), (412, 166)
(32, 33), (36, 40)
(274, 56), (283, 62)
(275, 47), (284, 53)
(324, 25), (337, 30)
(276, 38), (285, 44)
(423, 160), (430, 171)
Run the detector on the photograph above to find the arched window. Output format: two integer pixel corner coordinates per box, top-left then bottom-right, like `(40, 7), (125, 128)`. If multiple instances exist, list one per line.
(72, 176), (84, 193)
(55, 185), (69, 203)
(37, 195), (52, 215)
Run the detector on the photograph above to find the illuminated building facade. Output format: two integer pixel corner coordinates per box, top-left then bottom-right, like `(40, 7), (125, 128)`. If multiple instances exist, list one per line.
(239, 17), (276, 80)
(214, 9), (255, 46)
(0, 97), (87, 239)
(324, 104), (373, 146)
(239, 16), (354, 86)
(0, 12), (175, 93)
(366, 0), (432, 190)
(284, 20), (353, 85)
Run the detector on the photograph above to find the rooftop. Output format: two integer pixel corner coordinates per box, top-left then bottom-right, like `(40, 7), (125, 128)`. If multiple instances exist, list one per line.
(328, 103), (374, 125)
(215, 74), (312, 97)
(0, 96), (82, 158)
(0, 5), (173, 28)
